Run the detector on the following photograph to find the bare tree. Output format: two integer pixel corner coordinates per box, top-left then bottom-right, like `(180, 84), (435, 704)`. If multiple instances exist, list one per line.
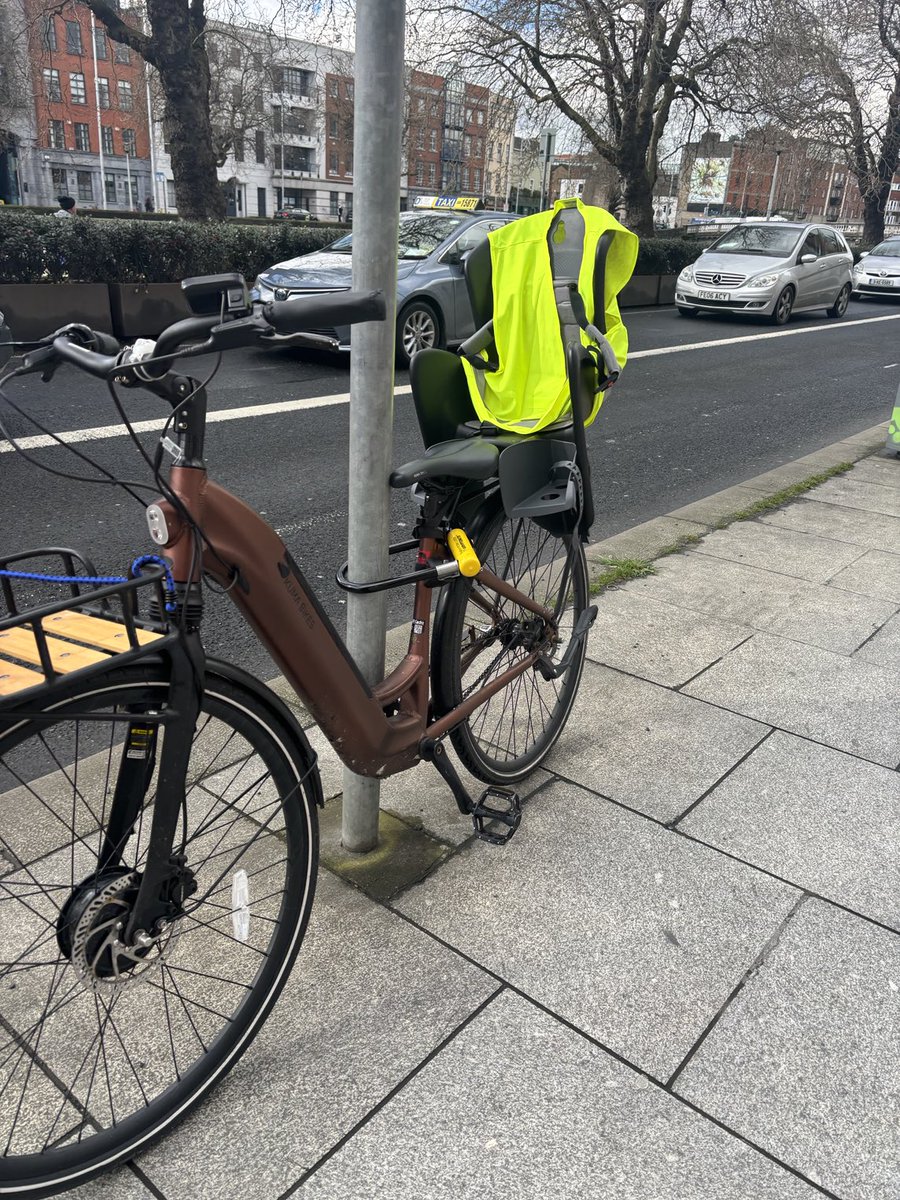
(750, 0), (900, 242)
(411, 0), (750, 235)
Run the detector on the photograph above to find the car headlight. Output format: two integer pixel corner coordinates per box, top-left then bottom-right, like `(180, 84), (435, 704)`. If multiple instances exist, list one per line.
(254, 278), (275, 300)
(852, 263), (864, 276)
(746, 272), (781, 288)
(678, 266), (694, 282)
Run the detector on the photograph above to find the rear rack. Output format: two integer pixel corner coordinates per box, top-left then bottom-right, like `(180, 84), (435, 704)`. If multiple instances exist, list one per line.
(0, 547), (176, 709)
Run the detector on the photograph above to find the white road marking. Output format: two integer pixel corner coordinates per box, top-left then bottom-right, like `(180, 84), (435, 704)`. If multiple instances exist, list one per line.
(2, 311), (898, 455)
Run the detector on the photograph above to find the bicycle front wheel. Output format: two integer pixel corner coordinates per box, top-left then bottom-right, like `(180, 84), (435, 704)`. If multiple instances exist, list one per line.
(0, 663), (319, 1197)
(433, 505), (590, 784)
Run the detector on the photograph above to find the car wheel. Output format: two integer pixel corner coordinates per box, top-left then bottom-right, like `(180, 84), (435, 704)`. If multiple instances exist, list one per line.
(396, 300), (443, 367)
(770, 286), (795, 326)
(676, 305), (699, 318)
(827, 283), (851, 318)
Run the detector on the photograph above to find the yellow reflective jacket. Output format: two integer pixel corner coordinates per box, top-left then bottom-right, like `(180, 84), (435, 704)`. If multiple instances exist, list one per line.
(461, 198), (638, 433)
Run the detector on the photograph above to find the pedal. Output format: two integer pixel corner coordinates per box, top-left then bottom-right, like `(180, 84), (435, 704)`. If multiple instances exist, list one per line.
(471, 787), (522, 845)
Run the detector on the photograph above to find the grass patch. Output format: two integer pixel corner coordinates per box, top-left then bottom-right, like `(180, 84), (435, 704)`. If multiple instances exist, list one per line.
(589, 556), (656, 595)
(657, 532), (703, 557)
(713, 462), (853, 527)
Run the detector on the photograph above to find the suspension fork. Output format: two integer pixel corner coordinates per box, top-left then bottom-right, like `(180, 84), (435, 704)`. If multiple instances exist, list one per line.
(122, 633), (205, 943)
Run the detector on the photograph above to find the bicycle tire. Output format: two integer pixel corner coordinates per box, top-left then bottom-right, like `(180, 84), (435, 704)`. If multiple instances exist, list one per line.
(432, 502), (590, 785)
(0, 661), (319, 1197)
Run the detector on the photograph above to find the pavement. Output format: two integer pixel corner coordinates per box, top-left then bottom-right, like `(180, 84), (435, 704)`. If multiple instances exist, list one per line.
(74, 419), (900, 1200)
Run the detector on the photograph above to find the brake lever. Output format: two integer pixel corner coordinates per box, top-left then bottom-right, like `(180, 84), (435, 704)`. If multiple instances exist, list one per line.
(262, 330), (341, 352)
(19, 345), (62, 382)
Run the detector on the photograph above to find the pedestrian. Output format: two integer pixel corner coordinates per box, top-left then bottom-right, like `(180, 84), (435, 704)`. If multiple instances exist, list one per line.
(54, 196), (76, 218)
(338, 204), (344, 223)
(144, 196), (154, 213)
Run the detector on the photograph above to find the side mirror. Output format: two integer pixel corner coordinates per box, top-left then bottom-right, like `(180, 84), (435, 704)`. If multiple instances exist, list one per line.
(859, 251), (869, 259)
(442, 245), (465, 266)
(799, 252), (818, 265)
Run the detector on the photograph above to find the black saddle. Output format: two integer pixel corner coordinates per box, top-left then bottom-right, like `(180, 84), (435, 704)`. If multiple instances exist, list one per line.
(389, 437), (500, 489)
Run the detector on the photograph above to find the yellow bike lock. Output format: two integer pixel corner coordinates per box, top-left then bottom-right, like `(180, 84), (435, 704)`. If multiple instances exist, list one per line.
(447, 528), (481, 577)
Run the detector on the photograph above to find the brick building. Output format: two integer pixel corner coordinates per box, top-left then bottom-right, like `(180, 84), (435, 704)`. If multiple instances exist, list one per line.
(25, 0), (152, 209)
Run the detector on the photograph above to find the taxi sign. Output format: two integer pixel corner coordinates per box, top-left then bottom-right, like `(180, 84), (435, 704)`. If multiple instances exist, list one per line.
(413, 195), (483, 212)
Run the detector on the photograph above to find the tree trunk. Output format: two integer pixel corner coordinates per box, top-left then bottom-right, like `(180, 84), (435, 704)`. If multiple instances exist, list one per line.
(862, 185), (888, 244)
(621, 169), (656, 238)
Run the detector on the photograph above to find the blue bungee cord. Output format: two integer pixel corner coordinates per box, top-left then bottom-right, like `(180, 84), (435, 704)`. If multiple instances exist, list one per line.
(0, 554), (178, 615)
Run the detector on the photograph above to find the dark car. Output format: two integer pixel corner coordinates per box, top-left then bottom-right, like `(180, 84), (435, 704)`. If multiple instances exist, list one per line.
(274, 209), (317, 222)
(253, 208), (516, 366)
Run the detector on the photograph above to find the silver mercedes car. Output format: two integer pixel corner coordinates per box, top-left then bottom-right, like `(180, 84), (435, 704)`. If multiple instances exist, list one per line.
(675, 221), (853, 324)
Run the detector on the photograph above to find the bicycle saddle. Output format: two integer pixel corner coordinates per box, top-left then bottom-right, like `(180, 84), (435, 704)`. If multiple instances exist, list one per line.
(389, 437), (499, 488)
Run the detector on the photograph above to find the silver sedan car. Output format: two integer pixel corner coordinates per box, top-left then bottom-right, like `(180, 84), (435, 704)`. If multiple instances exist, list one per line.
(851, 237), (900, 299)
(676, 221), (853, 324)
(253, 209), (516, 366)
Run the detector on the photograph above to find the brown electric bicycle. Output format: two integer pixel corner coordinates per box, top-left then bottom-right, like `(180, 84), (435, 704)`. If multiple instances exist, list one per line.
(0, 270), (603, 1195)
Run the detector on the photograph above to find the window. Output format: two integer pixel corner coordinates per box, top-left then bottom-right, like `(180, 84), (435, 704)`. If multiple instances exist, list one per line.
(122, 128), (135, 155)
(474, 167), (481, 189)
(465, 106), (473, 124)
(346, 149), (352, 174)
(166, 180), (176, 208)
(328, 78), (339, 98)
(416, 127), (424, 150)
(345, 81), (354, 100)
(272, 107), (283, 135)
(453, 219), (500, 256)
(101, 126), (114, 155)
(231, 83), (242, 107)
(427, 161), (435, 186)
(114, 41), (130, 64)
(276, 144), (312, 172)
(43, 69), (62, 102)
(74, 122), (90, 151)
(463, 134), (471, 156)
(105, 172), (116, 204)
(76, 169), (93, 201)
(65, 20), (82, 54)
(329, 149), (338, 174)
(119, 80), (133, 111)
(476, 109), (484, 125)
(415, 160), (424, 185)
(330, 191), (338, 215)
(234, 133), (244, 162)
(49, 120), (65, 149)
(97, 77), (110, 109)
(461, 167), (469, 190)
(329, 115), (338, 138)
(44, 17), (57, 52)
(93, 27), (107, 59)
(70, 72), (86, 103)
(255, 129), (265, 163)
(820, 227), (843, 254)
(429, 100), (438, 118)
(275, 66), (313, 96)
(799, 231), (821, 258)
(429, 128), (437, 152)
(51, 167), (67, 192)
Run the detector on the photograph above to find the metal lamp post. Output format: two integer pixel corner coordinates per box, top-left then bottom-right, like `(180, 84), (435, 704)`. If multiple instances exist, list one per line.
(766, 148), (782, 219)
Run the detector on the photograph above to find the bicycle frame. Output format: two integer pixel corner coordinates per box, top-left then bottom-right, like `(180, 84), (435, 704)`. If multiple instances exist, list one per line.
(156, 463), (557, 780)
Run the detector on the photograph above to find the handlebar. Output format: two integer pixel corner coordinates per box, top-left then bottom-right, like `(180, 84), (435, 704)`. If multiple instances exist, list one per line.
(10, 288), (387, 384)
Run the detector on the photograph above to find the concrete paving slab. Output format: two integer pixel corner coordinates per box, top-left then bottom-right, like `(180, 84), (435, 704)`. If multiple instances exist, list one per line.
(625, 553), (894, 655)
(396, 778), (797, 1079)
(681, 731), (900, 928)
(586, 590), (749, 687)
(854, 611), (900, 665)
(812, 474), (900, 517)
(301, 989), (819, 1200)
(684, 633), (900, 767)
(761, 497), (900, 553)
(667, 485), (771, 527)
(674, 900), (900, 1200)
(692, 522), (866, 582)
(585, 516), (706, 566)
(71, 1170), (158, 1199)
(847, 457), (900, 488)
(558, 662), (768, 822)
(829, 547), (900, 602)
(138, 870), (494, 1200)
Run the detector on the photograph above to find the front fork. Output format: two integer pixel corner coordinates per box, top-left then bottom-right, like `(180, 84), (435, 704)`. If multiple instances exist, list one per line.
(99, 632), (205, 945)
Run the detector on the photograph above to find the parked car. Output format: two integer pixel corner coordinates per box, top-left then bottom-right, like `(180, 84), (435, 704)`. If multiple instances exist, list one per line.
(675, 221), (853, 324)
(274, 209), (317, 222)
(851, 237), (900, 298)
(253, 208), (516, 366)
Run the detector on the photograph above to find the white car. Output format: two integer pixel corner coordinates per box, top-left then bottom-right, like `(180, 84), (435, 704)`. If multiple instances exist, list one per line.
(676, 221), (853, 325)
(851, 238), (900, 298)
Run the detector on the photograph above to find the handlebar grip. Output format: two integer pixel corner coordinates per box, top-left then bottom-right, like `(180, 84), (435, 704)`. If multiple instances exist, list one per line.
(91, 331), (122, 356)
(263, 289), (386, 335)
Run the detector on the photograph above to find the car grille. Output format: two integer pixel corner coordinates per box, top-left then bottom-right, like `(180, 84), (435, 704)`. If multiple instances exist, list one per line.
(694, 270), (748, 287)
(693, 297), (754, 309)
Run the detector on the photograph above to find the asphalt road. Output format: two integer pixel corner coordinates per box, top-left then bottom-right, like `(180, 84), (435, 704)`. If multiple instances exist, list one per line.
(2, 299), (898, 683)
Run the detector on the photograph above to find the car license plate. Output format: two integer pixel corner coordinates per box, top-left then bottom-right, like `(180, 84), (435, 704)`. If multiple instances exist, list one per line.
(698, 289), (731, 301)
(874, 279), (895, 288)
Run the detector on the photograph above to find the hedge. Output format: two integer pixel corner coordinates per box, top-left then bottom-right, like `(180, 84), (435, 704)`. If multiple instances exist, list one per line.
(0, 212), (341, 284)
(0, 212), (716, 285)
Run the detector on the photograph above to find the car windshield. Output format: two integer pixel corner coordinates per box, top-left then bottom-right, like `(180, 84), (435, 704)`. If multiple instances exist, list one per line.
(869, 240), (900, 257)
(708, 226), (803, 256)
(324, 212), (468, 258)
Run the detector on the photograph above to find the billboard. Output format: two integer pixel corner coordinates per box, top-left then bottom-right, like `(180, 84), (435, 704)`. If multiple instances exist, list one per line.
(688, 157), (731, 205)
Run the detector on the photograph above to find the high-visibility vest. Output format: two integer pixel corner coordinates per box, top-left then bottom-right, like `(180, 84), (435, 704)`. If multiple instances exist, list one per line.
(461, 197), (638, 433)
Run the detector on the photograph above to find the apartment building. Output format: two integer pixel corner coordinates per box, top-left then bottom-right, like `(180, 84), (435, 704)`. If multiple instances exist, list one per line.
(23, 0), (153, 209)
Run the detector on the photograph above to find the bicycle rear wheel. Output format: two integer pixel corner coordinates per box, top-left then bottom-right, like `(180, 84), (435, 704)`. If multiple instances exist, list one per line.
(433, 504), (590, 785)
(0, 663), (319, 1197)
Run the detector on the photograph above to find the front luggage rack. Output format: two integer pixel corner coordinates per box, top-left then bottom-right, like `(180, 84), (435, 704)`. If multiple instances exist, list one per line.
(0, 547), (175, 707)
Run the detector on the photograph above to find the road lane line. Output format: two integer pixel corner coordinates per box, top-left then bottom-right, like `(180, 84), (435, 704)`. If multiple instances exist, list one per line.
(3, 311), (899, 454)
